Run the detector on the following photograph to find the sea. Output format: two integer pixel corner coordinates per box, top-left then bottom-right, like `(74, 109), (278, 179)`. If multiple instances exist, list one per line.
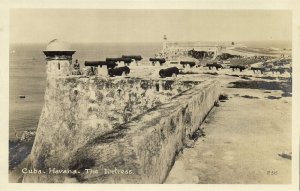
(9, 41), (291, 141)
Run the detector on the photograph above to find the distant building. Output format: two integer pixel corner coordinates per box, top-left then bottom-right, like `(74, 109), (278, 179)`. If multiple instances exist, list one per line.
(43, 39), (76, 76)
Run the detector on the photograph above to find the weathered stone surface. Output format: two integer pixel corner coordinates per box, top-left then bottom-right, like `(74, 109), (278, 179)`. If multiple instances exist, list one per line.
(24, 76), (204, 183)
(24, 78), (220, 183)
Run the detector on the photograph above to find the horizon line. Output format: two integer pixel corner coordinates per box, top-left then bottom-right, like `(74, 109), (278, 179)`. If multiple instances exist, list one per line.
(9, 39), (292, 45)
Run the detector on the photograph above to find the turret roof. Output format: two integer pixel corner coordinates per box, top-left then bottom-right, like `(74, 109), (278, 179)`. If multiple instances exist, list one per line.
(45, 39), (74, 51)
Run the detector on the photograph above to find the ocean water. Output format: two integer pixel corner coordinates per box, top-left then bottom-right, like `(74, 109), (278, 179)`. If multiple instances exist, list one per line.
(9, 42), (161, 140)
(9, 41), (291, 140)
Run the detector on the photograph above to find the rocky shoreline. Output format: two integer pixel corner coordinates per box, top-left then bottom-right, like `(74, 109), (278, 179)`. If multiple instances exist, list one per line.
(9, 130), (36, 170)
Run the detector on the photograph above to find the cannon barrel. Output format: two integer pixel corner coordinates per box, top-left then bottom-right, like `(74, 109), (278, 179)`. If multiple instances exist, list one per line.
(251, 67), (265, 70)
(206, 63), (222, 67)
(230, 65), (246, 69)
(159, 67), (179, 78)
(180, 61), (196, 67)
(84, 61), (117, 69)
(180, 61), (195, 64)
(122, 55), (143, 61)
(106, 58), (121, 62)
(106, 57), (132, 63)
(149, 58), (166, 64)
(206, 63), (223, 70)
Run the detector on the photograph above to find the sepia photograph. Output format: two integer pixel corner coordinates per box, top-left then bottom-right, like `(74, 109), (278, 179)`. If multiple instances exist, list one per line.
(4, 7), (296, 186)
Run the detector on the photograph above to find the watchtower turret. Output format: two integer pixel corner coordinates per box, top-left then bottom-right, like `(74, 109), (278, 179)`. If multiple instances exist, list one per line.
(43, 39), (76, 76)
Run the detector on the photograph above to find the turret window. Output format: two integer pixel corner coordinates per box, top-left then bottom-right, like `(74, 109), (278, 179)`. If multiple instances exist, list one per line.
(58, 62), (60, 70)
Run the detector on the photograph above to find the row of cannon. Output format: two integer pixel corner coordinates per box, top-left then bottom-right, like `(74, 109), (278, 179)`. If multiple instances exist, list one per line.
(84, 63), (130, 77)
(84, 55), (197, 67)
(84, 55), (142, 77)
(82, 54), (198, 77)
(81, 53), (291, 77)
(85, 55), (143, 67)
(205, 63), (291, 74)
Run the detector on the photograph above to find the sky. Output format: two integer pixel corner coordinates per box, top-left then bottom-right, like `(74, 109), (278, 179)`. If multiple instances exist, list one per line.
(10, 9), (292, 43)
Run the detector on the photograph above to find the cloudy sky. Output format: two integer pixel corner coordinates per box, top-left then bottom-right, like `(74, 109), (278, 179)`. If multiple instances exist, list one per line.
(10, 9), (292, 43)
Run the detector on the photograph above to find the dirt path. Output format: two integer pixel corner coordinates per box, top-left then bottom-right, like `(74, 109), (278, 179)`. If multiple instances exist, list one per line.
(165, 78), (292, 184)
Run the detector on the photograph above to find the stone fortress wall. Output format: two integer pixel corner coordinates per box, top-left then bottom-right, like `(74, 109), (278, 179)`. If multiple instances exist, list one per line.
(23, 39), (221, 183)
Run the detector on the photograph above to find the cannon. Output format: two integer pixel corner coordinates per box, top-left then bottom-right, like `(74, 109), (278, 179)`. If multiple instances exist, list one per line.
(122, 55), (143, 66)
(251, 67), (266, 74)
(180, 61), (196, 68)
(206, 62), (222, 70)
(106, 58), (122, 62)
(106, 57), (132, 66)
(159, 67), (179, 78)
(122, 55), (143, 61)
(270, 67), (287, 74)
(230, 65), (246, 72)
(149, 58), (166, 66)
(84, 61), (106, 67)
(108, 66), (130, 77)
(84, 61), (117, 69)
